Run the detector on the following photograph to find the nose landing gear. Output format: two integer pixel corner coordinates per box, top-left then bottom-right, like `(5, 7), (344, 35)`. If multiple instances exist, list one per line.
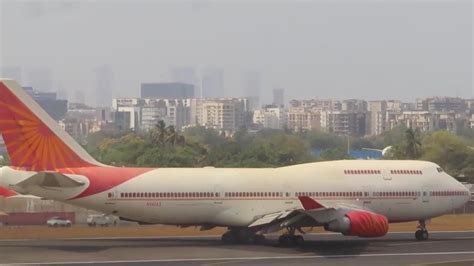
(415, 220), (429, 241)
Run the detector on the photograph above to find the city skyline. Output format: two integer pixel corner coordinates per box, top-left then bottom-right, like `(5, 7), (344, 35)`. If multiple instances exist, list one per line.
(0, 1), (471, 106)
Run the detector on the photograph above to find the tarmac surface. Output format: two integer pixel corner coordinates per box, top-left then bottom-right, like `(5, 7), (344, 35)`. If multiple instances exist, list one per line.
(0, 231), (473, 266)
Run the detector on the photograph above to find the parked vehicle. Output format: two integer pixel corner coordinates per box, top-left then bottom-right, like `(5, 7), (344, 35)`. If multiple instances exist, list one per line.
(87, 214), (117, 227)
(46, 217), (71, 227)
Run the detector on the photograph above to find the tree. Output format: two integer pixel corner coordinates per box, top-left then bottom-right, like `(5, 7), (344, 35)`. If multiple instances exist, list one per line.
(163, 125), (186, 147)
(392, 128), (422, 159)
(166, 125), (178, 146)
(150, 120), (167, 146)
(421, 131), (473, 177)
(0, 153), (10, 166)
(404, 128), (422, 159)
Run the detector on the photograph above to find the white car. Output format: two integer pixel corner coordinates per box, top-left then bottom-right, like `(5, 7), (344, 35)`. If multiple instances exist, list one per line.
(87, 214), (117, 227)
(47, 217), (72, 227)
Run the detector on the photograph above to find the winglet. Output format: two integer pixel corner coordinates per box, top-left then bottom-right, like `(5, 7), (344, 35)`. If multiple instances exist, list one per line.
(0, 186), (17, 198)
(298, 196), (325, 210)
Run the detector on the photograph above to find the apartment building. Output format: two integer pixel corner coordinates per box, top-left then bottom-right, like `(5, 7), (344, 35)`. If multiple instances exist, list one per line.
(286, 107), (320, 132)
(320, 111), (367, 136)
(196, 98), (247, 132)
(253, 105), (287, 129)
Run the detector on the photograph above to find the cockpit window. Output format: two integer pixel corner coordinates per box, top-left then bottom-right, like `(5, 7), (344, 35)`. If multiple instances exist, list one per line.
(436, 167), (444, 173)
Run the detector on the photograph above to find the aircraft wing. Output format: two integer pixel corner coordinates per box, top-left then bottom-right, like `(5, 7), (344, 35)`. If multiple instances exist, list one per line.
(361, 148), (383, 152)
(249, 209), (296, 228)
(250, 196), (388, 237)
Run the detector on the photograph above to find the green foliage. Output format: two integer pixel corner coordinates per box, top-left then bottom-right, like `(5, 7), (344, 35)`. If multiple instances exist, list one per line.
(421, 131), (474, 177)
(390, 128), (422, 160)
(97, 134), (148, 166)
(301, 131), (345, 150)
(84, 124), (474, 178)
(87, 124), (312, 168)
(0, 153), (10, 166)
(319, 147), (351, 161)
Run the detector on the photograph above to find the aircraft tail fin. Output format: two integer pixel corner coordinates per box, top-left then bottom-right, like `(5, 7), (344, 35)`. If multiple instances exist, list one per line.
(0, 79), (103, 171)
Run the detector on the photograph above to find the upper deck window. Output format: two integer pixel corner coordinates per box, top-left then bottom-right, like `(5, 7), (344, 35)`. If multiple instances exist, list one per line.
(437, 167), (444, 173)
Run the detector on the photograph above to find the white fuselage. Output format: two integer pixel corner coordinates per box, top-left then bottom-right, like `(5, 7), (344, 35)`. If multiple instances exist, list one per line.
(1, 160), (470, 227)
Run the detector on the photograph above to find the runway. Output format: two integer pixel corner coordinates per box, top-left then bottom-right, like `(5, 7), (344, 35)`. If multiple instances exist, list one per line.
(0, 231), (473, 265)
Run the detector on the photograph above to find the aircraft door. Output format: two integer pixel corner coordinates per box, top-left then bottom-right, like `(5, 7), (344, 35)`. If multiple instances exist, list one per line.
(382, 169), (392, 180)
(213, 185), (224, 205)
(421, 190), (429, 203)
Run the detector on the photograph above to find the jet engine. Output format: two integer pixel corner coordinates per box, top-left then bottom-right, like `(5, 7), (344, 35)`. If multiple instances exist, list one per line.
(324, 211), (388, 237)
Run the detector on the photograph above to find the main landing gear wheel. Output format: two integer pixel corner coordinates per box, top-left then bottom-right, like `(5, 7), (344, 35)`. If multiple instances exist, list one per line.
(278, 227), (305, 247)
(415, 220), (429, 241)
(221, 230), (238, 244)
(253, 234), (266, 245)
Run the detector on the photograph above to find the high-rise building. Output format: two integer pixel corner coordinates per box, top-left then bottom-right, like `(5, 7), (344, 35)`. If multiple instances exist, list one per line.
(367, 101), (387, 136)
(289, 99), (342, 111)
(287, 107), (321, 132)
(243, 71), (260, 110)
(202, 68), (225, 98)
(170, 66), (197, 86)
(95, 65), (114, 107)
(416, 97), (465, 112)
(115, 107), (141, 131)
(342, 99), (367, 113)
(272, 88), (284, 107)
(74, 90), (85, 104)
(22, 86), (67, 121)
(253, 105), (287, 129)
(195, 98), (247, 132)
(320, 111), (367, 136)
(141, 100), (168, 131)
(141, 82), (194, 99)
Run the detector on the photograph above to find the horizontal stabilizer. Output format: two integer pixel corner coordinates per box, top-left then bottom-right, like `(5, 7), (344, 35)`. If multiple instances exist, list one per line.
(16, 172), (86, 188)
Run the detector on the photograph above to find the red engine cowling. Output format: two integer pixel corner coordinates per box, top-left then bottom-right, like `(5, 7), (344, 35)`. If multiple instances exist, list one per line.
(345, 211), (389, 237)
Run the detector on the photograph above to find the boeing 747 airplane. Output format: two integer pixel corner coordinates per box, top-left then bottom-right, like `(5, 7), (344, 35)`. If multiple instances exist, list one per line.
(0, 79), (469, 245)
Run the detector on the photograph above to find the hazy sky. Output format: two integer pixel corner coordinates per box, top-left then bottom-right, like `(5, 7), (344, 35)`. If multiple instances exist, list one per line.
(0, 0), (472, 105)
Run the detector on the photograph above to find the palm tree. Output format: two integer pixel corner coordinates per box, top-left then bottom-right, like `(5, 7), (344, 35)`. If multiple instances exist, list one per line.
(166, 125), (178, 146)
(151, 120), (167, 146)
(404, 128), (422, 159)
(177, 135), (186, 147)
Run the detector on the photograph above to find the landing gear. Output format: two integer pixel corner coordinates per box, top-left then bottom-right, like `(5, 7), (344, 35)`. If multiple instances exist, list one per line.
(221, 228), (266, 244)
(253, 234), (266, 245)
(415, 220), (429, 241)
(278, 227), (305, 247)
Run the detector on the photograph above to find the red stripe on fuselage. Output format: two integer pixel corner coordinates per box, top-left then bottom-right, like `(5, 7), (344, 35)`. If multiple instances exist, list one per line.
(63, 166), (153, 199)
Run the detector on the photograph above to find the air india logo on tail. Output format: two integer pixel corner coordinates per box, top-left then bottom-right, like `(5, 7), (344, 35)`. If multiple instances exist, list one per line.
(0, 81), (93, 171)
(0, 80), (152, 199)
